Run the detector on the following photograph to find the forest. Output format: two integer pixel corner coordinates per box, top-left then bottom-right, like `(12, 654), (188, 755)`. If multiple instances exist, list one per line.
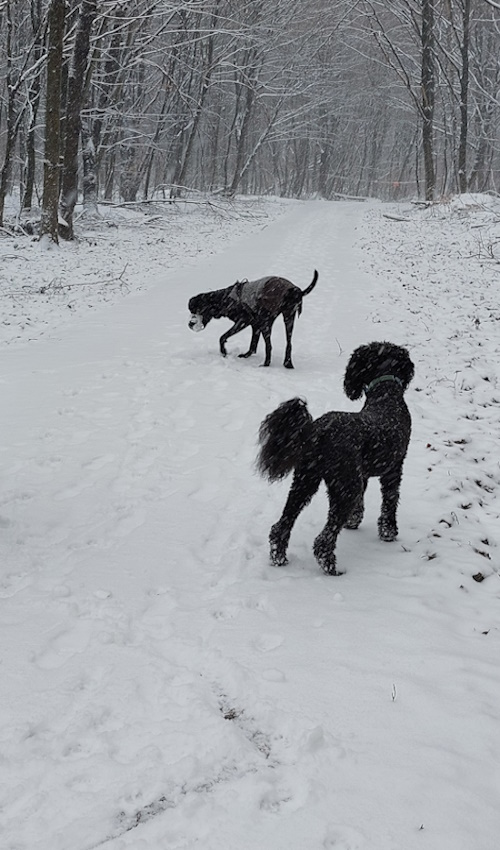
(0, 0), (499, 238)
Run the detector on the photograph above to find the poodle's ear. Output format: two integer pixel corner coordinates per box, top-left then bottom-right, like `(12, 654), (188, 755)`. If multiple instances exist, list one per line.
(397, 348), (415, 390)
(343, 345), (372, 400)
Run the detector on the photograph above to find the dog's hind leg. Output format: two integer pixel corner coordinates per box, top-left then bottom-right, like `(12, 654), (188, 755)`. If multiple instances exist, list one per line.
(282, 310), (297, 369)
(378, 466), (403, 541)
(313, 512), (343, 575)
(269, 466), (321, 566)
(314, 479), (360, 575)
(313, 511), (342, 576)
(239, 327), (260, 359)
(344, 476), (368, 529)
(260, 321), (274, 367)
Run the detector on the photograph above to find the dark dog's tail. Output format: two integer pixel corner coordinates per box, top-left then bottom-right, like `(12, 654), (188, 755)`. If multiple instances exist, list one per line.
(301, 269), (318, 297)
(256, 398), (313, 482)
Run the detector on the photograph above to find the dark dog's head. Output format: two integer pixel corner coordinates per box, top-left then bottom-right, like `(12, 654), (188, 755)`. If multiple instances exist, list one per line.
(344, 341), (414, 400)
(188, 293), (214, 332)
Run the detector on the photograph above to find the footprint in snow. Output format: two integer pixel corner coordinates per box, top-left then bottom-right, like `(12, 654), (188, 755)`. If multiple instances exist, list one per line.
(190, 482), (221, 503)
(323, 824), (367, 849)
(223, 418), (245, 432)
(35, 620), (94, 669)
(69, 429), (92, 445)
(261, 668), (286, 682)
(111, 506), (146, 538)
(83, 453), (115, 471)
(53, 478), (98, 501)
(254, 633), (284, 652)
(0, 572), (32, 598)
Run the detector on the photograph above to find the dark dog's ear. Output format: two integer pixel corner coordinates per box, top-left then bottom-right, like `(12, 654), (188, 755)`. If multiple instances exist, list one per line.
(343, 344), (373, 399)
(188, 295), (200, 313)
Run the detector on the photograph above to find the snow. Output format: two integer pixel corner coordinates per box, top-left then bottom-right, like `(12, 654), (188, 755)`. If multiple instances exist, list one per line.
(1, 194), (500, 850)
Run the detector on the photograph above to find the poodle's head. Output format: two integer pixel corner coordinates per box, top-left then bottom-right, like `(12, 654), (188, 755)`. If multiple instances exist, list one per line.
(343, 341), (414, 400)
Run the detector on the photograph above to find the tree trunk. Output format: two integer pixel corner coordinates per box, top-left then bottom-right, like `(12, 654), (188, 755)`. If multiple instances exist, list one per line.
(22, 0), (44, 212)
(458, 0), (471, 193)
(81, 130), (98, 211)
(421, 0), (435, 202)
(229, 84), (255, 194)
(0, 1), (17, 227)
(40, 0), (66, 244)
(59, 0), (97, 238)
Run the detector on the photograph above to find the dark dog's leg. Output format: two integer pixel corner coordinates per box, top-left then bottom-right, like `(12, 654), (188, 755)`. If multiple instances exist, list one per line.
(269, 466), (321, 566)
(378, 466), (403, 541)
(219, 318), (250, 356)
(260, 321), (273, 367)
(239, 327), (260, 359)
(282, 310), (296, 369)
(344, 476), (368, 529)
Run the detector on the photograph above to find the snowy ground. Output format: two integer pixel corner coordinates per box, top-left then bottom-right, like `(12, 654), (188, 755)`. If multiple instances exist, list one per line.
(1, 194), (500, 850)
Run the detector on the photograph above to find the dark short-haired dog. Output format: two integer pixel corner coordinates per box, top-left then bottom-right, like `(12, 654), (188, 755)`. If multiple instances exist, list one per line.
(188, 270), (318, 368)
(256, 341), (414, 574)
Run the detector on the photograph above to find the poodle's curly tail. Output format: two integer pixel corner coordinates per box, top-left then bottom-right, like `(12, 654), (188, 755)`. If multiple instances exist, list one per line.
(256, 397), (313, 482)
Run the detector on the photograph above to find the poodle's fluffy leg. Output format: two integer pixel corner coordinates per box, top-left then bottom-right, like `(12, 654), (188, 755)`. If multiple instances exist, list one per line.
(344, 476), (368, 529)
(315, 478), (361, 574)
(313, 523), (343, 575)
(270, 466), (321, 566)
(378, 466), (403, 541)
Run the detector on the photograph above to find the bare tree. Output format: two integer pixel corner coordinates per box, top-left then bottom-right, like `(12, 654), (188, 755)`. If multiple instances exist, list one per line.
(59, 0), (97, 238)
(421, 0), (435, 200)
(0, 0), (44, 225)
(40, 0), (66, 244)
(22, 0), (45, 212)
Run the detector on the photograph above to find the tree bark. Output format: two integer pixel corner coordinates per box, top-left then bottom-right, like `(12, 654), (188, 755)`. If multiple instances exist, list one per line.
(421, 0), (436, 201)
(59, 0), (97, 238)
(40, 0), (66, 243)
(22, 0), (44, 212)
(0, 0), (25, 227)
(458, 0), (471, 193)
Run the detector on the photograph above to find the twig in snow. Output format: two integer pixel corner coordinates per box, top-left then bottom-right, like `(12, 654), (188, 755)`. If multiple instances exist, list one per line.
(41, 264), (129, 292)
(382, 214), (411, 222)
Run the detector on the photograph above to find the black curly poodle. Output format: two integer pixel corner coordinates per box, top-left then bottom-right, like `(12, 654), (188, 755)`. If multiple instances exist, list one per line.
(256, 341), (415, 575)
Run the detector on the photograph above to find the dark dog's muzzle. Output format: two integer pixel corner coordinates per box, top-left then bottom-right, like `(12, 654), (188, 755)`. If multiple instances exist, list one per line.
(188, 313), (204, 332)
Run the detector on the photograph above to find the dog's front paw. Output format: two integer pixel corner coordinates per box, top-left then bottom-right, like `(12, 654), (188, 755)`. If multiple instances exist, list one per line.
(378, 518), (397, 542)
(270, 542), (288, 567)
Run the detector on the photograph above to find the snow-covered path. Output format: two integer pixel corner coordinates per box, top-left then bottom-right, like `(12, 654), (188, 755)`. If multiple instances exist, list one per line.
(1, 200), (499, 850)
